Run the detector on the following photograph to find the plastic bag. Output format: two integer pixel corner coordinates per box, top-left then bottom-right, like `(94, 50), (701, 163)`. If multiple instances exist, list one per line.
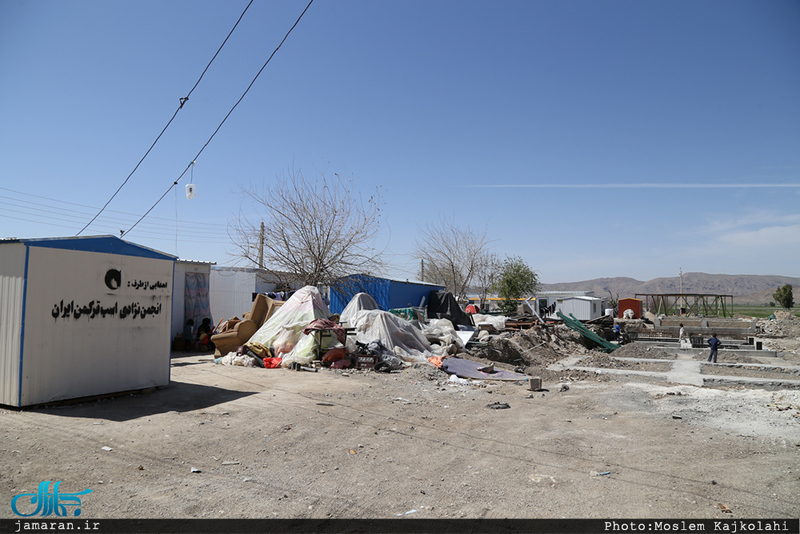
(280, 333), (318, 368)
(323, 347), (349, 363)
(273, 325), (301, 356)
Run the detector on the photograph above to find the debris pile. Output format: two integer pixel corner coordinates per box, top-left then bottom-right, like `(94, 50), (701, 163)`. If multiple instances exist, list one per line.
(757, 310), (800, 339)
(206, 282), (644, 390)
(470, 324), (587, 369)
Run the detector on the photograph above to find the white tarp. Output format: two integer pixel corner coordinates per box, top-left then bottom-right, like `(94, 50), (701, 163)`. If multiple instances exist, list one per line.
(340, 292), (379, 325)
(349, 309), (434, 363)
(421, 318), (465, 352)
(472, 313), (507, 331)
(248, 286), (332, 367)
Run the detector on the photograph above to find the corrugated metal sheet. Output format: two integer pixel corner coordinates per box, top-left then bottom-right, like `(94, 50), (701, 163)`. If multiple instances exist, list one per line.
(329, 275), (391, 314)
(388, 279), (443, 310)
(13, 235), (176, 260)
(619, 298), (643, 319)
(0, 243), (26, 406)
(329, 275), (444, 315)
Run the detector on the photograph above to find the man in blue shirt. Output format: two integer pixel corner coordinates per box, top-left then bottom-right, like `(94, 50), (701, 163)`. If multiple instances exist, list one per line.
(707, 333), (721, 363)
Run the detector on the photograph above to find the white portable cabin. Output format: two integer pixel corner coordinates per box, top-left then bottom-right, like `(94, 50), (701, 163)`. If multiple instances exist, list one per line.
(0, 236), (176, 407)
(546, 296), (606, 321)
(210, 267), (292, 323)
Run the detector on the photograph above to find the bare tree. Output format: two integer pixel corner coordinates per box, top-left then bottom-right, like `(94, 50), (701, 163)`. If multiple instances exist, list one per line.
(229, 167), (384, 287)
(472, 251), (501, 311)
(413, 217), (489, 302)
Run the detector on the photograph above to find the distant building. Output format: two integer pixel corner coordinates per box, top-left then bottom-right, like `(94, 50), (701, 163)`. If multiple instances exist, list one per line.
(544, 295), (607, 321)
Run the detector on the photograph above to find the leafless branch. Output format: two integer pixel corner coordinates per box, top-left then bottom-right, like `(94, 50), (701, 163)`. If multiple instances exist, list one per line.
(228, 166), (385, 286)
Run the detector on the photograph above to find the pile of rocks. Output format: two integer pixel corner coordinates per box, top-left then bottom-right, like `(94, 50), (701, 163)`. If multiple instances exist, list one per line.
(757, 310), (800, 339)
(469, 323), (589, 368)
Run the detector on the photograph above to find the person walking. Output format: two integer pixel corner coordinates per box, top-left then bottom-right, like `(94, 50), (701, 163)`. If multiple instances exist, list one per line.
(678, 323), (686, 343)
(707, 333), (721, 363)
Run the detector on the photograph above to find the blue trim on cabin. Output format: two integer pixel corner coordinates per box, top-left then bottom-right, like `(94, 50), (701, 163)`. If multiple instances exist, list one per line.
(11, 236), (176, 261)
(18, 245), (30, 407)
(168, 262), (175, 386)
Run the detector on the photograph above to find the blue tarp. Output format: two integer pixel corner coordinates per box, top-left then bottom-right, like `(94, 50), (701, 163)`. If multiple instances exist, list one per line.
(329, 275), (443, 315)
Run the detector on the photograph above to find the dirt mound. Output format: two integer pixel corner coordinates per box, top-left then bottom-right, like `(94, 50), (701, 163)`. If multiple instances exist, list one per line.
(757, 310), (800, 338)
(469, 325), (588, 368)
(610, 343), (674, 360)
(580, 351), (672, 372)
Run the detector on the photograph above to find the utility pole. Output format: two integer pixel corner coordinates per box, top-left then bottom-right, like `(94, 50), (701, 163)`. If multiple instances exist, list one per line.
(259, 222), (265, 269)
(420, 259), (424, 281)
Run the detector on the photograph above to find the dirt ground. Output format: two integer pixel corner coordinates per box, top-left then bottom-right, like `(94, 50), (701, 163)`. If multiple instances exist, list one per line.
(2, 344), (799, 521)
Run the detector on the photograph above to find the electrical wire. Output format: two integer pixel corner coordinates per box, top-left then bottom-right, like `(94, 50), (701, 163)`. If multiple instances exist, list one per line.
(0, 187), (229, 238)
(123, 0), (314, 237)
(0, 187), (228, 233)
(76, 0), (255, 236)
(0, 193), (229, 234)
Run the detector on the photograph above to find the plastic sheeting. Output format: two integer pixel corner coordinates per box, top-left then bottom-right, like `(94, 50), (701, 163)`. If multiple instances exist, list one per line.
(184, 272), (212, 329)
(340, 292), (379, 325)
(441, 357), (529, 381)
(349, 309), (434, 363)
(471, 313), (507, 331)
(248, 286), (332, 368)
(427, 290), (472, 327)
(421, 318), (464, 351)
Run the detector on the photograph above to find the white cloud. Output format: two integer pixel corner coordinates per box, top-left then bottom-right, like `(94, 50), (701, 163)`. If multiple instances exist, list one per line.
(718, 223), (800, 248)
(466, 183), (800, 189)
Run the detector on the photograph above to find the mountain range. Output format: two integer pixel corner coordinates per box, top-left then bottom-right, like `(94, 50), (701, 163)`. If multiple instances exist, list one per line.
(539, 273), (800, 305)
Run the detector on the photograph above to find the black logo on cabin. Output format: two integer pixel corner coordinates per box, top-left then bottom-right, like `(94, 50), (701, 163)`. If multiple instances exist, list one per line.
(104, 269), (122, 290)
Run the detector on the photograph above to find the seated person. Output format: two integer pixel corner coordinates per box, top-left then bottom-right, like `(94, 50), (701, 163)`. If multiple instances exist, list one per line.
(195, 318), (215, 351)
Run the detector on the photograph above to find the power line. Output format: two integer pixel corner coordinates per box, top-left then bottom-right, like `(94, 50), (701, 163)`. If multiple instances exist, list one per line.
(0, 197), (230, 237)
(0, 210), (231, 245)
(124, 0), (315, 237)
(0, 187), (229, 230)
(76, 0), (255, 236)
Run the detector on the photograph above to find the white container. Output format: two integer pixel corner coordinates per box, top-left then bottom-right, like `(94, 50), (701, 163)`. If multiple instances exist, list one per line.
(0, 236), (175, 407)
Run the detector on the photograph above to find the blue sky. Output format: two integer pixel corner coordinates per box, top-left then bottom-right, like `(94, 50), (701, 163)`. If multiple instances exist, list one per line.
(1, 0), (798, 283)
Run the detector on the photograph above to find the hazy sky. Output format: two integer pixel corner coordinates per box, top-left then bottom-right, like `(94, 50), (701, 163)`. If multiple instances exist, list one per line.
(1, 0), (798, 283)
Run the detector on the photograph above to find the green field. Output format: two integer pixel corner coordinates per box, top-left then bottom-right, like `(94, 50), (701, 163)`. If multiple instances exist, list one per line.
(730, 305), (799, 319)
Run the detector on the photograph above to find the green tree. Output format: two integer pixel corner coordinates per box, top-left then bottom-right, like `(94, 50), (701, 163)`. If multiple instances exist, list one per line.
(772, 284), (794, 310)
(493, 256), (539, 315)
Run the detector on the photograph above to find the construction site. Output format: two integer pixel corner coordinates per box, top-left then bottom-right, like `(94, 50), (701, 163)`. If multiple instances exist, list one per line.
(2, 297), (798, 522)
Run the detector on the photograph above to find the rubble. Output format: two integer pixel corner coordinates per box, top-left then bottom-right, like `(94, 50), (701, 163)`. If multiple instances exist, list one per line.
(757, 310), (800, 338)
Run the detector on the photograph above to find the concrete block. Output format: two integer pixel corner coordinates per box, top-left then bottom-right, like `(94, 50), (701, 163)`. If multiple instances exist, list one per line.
(529, 377), (542, 391)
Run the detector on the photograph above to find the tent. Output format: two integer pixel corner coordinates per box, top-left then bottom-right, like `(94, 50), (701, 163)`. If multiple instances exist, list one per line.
(248, 286), (333, 367)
